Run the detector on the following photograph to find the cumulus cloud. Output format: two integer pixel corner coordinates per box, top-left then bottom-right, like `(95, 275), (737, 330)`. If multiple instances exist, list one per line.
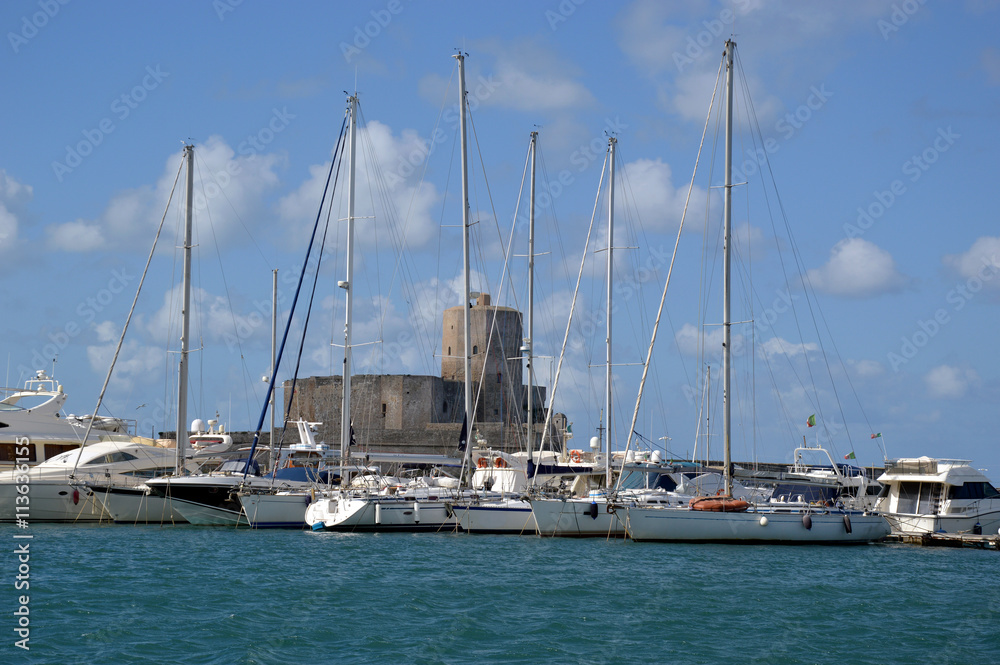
(277, 119), (441, 251)
(615, 0), (896, 124)
(0, 170), (32, 254)
(675, 322), (745, 357)
(924, 364), (980, 399)
(621, 158), (708, 233)
(943, 236), (1000, 290)
(46, 135), (286, 253)
(805, 238), (907, 298)
(418, 39), (594, 113)
(757, 336), (818, 359)
(848, 359), (884, 378)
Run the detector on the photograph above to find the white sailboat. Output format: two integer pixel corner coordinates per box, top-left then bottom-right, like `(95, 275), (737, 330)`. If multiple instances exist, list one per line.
(616, 40), (889, 544)
(307, 56), (493, 533)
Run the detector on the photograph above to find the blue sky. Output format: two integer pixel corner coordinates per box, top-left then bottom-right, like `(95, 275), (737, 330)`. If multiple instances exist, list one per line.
(2, 1), (999, 478)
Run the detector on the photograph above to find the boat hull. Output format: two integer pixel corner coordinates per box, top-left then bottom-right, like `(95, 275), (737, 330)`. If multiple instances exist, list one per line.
(883, 509), (1000, 537)
(0, 480), (108, 522)
(306, 495), (460, 532)
(621, 506), (890, 543)
(86, 484), (188, 524)
(239, 491), (314, 528)
(529, 497), (625, 537)
(454, 499), (537, 534)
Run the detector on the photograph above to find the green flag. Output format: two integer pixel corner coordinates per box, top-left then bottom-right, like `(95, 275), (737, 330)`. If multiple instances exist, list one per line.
(844, 451), (856, 460)
(806, 414), (816, 428)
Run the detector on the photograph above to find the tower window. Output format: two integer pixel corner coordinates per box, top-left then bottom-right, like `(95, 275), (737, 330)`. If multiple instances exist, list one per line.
(381, 403), (387, 417)
(473, 345), (478, 354)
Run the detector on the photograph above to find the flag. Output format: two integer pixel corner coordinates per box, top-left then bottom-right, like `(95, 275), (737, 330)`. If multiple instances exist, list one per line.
(349, 422), (356, 447)
(458, 414), (468, 452)
(844, 451), (856, 460)
(870, 432), (881, 439)
(806, 414), (816, 428)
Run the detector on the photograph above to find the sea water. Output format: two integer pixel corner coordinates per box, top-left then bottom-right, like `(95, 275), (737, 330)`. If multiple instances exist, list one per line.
(3, 524), (999, 664)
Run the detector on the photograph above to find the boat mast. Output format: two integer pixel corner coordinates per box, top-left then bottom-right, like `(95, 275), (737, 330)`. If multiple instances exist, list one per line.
(176, 144), (194, 475)
(270, 268), (277, 455)
(340, 94), (358, 476)
(455, 53), (474, 471)
(722, 40), (735, 496)
(526, 131), (537, 457)
(605, 136), (616, 488)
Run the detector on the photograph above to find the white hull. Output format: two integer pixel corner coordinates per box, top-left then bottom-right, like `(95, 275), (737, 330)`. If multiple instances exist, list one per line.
(529, 496), (625, 537)
(169, 497), (245, 526)
(306, 494), (460, 532)
(621, 506), (889, 543)
(455, 499), (537, 534)
(883, 509), (1000, 536)
(0, 480), (108, 522)
(239, 491), (314, 528)
(87, 485), (187, 524)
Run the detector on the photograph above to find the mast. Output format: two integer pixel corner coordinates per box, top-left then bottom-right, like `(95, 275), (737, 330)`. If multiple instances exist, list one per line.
(526, 131), (537, 458)
(269, 268), (277, 456)
(176, 144), (194, 475)
(722, 40), (735, 495)
(605, 136), (616, 488)
(455, 53), (474, 471)
(340, 94), (358, 474)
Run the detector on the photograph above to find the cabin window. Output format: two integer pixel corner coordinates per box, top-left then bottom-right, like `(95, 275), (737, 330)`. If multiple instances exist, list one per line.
(43, 444), (76, 460)
(0, 443), (36, 462)
(948, 482), (1000, 500)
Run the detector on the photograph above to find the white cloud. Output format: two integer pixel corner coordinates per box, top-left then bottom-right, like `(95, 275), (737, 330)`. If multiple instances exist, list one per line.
(924, 364), (980, 399)
(86, 338), (164, 389)
(418, 39), (594, 113)
(621, 158), (708, 233)
(277, 119), (440, 251)
(0, 170), (32, 254)
(46, 135), (285, 253)
(943, 236), (1000, 290)
(675, 322), (744, 357)
(615, 0), (896, 124)
(805, 238), (907, 298)
(848, 359), (885, 378)
(758, 336), (818, 359)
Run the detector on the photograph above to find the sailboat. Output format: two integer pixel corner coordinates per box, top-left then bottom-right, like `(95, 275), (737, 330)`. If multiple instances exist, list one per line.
(615, 40), (889, 543)
(307, 55), (499, 533)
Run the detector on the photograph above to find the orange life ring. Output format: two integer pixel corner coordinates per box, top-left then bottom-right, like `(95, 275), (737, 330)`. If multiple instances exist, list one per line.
(494, 457), (508, 468)
(476, 457), (489, 469)
(570, 450), (582, 463)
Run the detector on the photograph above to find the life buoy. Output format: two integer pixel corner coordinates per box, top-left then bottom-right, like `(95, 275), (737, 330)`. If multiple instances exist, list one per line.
(494, 457), (508, 468)
(570, 450), (582, 463)
(476, 457), (489, 469)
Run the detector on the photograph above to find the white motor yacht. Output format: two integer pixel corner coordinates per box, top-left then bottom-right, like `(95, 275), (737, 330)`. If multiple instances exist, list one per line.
(874, 457), (1000, 536)
(0, 440), (177, 522)
(0, 370), (132, 470)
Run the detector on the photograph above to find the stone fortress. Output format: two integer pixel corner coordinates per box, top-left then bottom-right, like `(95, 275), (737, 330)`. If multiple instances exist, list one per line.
(281, 294), (567, 456)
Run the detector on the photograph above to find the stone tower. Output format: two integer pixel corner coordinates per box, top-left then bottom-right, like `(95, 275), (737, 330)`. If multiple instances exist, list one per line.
(441, 293), (523, 425)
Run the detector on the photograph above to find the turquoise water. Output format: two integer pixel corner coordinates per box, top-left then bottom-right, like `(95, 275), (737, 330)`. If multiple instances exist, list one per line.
(4, 524), (999, 664)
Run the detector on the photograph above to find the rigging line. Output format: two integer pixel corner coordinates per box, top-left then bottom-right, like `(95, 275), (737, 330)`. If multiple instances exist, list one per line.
(192, 152), (260, 424)
(273, 141), (345, 469)
(70, 156), (185, 478)
(466, 103), (523, 318)
(618, 54), (723, 482)
(736, 50), (852, 448)
(536, 148), (609, 459)
(198, 145), (273, 270)
(241, 111), (349, 479)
